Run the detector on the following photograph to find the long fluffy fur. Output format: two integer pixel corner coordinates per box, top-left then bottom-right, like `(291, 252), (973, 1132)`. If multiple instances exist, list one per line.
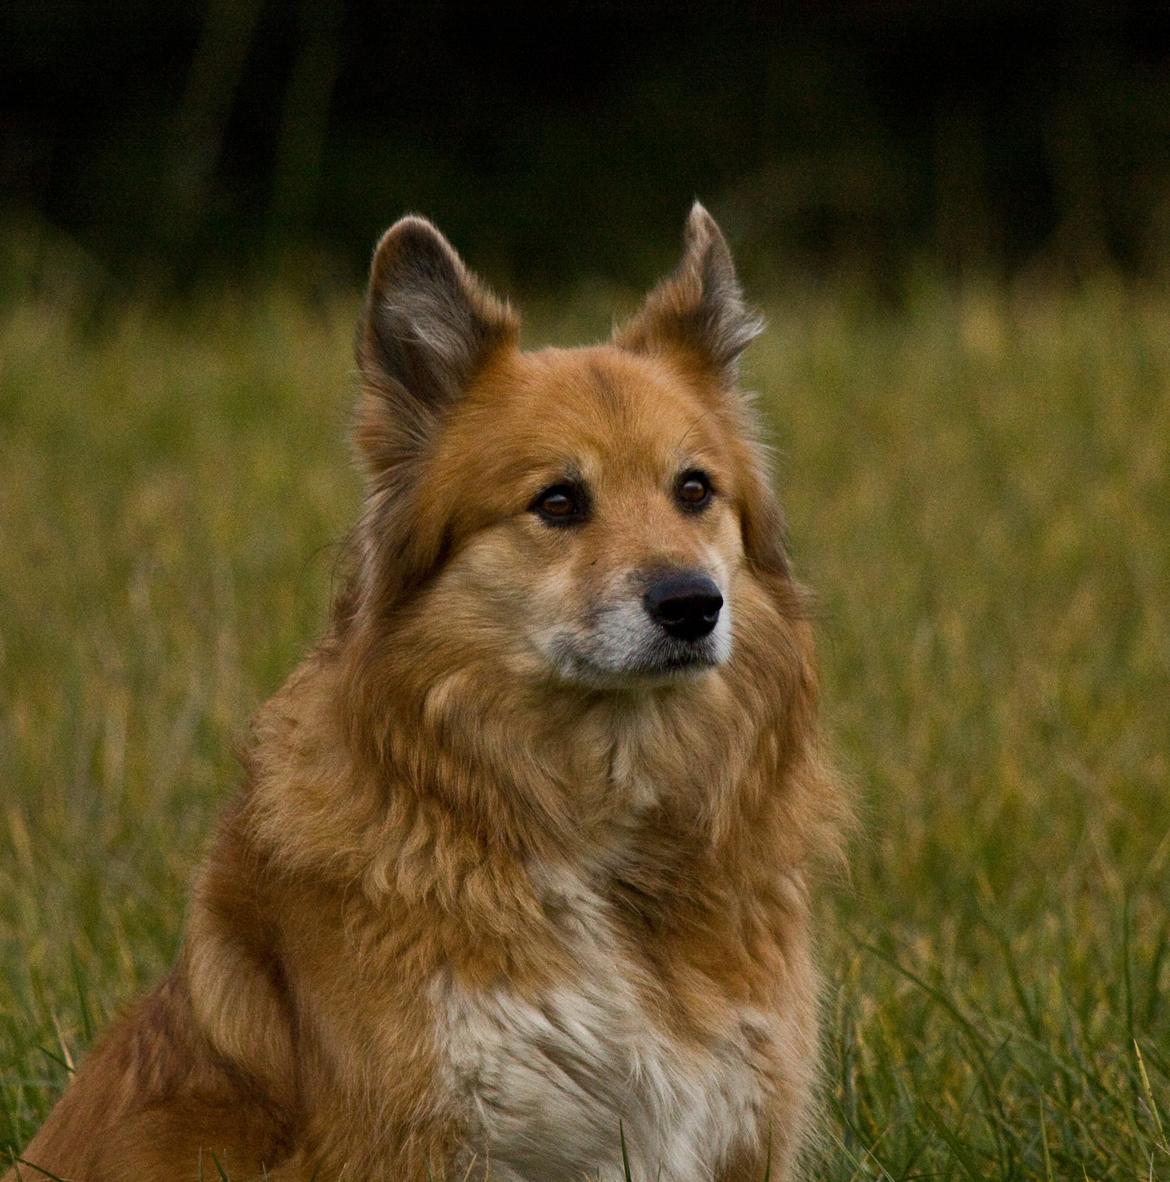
(6, 206), (847, 1182)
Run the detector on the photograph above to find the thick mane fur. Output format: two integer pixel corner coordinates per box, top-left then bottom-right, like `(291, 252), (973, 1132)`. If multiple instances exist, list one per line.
(252, 560), (843, 909)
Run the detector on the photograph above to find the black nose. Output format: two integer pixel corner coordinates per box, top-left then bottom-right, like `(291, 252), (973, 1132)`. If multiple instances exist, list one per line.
(643, 572), (723, 642)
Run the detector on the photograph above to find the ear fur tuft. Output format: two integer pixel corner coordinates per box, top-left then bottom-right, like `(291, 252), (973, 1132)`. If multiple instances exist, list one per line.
(614, 202), (762, 385)
(356, 215), (518, 457)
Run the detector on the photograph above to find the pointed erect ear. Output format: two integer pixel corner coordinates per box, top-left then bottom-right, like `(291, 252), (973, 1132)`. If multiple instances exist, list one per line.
(355, 216), (518, 470)
(348, 217), (517, 609)
(614, 202), (762, 386)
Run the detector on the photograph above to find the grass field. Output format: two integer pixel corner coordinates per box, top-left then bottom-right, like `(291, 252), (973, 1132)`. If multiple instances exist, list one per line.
(1, 265), (1168, 1180)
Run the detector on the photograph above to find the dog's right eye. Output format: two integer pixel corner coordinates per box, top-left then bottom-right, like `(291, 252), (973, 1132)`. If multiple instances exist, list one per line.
(531, 482), (588, 526)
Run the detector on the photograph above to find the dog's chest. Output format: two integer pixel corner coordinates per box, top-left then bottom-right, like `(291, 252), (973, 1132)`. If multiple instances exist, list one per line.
(433, 870), (770, 1182)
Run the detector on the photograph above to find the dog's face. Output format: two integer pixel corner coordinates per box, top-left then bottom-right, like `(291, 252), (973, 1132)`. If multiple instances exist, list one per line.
(353, 205), (788, 691)
(430, 347), (744, 687)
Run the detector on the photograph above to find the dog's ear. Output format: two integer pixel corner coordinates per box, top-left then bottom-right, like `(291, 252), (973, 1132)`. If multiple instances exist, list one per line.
(348, 218), (517, 610)
(618, 205), (788, 577)
(614, 202), (762, 387)
(355, 215), (518, 474)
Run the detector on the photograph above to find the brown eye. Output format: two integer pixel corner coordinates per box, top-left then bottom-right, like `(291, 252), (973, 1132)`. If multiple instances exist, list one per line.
(541, 492), (574, 516)
(676, 470), (713, 511)
(531, 482), (588, 525)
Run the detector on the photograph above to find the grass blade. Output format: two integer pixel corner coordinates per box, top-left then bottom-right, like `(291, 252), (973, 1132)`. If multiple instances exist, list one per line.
(619, 1120), (633, 1182)
(11, 1156), (71, 1182)
(1134, 1040), (1169, 1154)
(1040, 1097), (1054, 1182)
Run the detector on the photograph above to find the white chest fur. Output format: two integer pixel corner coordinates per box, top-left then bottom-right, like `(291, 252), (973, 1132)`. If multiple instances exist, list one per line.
(432, 868), (772, 1182)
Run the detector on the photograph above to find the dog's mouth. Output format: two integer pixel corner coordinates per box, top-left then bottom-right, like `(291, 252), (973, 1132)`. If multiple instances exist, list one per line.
(547, 632), (727, 689)
(631, 639), (720, 676)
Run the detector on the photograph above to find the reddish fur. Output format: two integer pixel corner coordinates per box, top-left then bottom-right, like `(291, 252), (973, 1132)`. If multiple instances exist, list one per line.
(7, 208), (847, 1181)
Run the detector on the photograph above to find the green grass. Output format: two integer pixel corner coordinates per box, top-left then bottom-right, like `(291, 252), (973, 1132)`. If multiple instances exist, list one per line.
(1, 267), (1168, 1180)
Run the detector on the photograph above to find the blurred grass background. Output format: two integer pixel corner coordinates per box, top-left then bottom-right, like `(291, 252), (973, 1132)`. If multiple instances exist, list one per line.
(3, 1), (1170, 1177)
(1, 254), (1167, 1179)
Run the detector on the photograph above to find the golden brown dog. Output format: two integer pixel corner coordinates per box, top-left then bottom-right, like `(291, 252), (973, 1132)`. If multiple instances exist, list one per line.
(7, 204), (846, 1181)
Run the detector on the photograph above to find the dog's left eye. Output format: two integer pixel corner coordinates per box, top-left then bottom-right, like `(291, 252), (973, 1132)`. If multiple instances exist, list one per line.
(676, 470), (713, 511)
(531, 482), (588, 526)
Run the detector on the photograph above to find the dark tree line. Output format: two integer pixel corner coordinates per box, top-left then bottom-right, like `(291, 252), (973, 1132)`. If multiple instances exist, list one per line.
(4, 0), (1170, 290)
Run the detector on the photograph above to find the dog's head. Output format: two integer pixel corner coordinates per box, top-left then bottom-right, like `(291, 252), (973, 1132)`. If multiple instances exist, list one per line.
(349, 204), (789, 690)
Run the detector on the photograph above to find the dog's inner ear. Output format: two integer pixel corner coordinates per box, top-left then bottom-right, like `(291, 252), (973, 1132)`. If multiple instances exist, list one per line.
(356, 216), (518, 467)
(614, 202), (762, 387)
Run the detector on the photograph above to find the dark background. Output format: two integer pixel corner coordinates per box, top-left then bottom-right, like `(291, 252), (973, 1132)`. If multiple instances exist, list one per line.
(5, 0), (1170, 293)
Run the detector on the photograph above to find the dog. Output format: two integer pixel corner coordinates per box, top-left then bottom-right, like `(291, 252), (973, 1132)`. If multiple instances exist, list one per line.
(6, 204), (847, 1181)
